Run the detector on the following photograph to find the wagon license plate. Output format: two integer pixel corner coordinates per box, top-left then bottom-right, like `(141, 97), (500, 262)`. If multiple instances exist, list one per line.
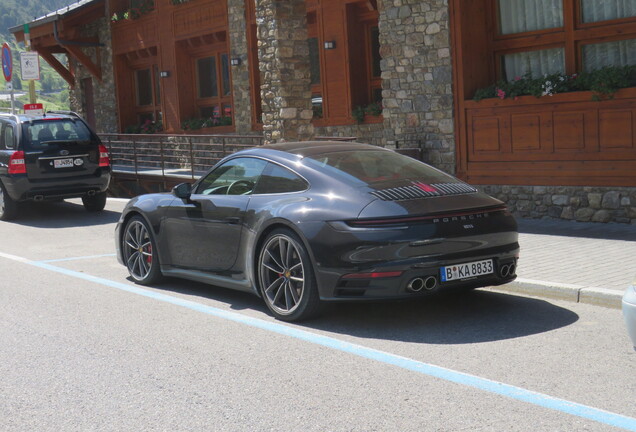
(53, 158), (74, 168)
(441, 259), (493, 282)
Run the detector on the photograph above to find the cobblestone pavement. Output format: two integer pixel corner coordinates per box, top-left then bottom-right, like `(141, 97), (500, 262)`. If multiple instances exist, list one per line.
(491, 218), (636, 308)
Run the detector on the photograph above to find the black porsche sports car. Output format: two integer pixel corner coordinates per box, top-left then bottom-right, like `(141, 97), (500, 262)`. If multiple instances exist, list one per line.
(115, 141), (519, 321)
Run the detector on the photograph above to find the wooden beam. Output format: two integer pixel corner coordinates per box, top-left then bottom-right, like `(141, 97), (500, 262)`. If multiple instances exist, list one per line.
(47, 47), (68, 54)
(37, 49), (75, 87)
(64, 44), (102, 82)
(365, 0), (377, 11)
(30, 35), (55, 48)
(125, 51), (139, 63)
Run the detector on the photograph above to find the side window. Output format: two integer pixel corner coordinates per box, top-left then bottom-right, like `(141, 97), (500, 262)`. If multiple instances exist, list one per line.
(195, 157), (268, 196)
(1, 122), (16, 150)
(0, 122), (5, 150)
(253, 163), (308, 194)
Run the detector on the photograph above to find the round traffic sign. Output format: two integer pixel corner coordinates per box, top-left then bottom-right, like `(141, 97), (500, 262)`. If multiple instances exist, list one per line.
(2, 43), (12, 82)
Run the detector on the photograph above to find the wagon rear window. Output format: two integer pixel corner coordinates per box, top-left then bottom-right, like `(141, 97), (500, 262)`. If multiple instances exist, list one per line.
(21, 119), (93, 150)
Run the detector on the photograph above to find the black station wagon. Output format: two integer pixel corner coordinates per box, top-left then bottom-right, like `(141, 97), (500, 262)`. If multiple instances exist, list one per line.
(0, 111), (111, 220)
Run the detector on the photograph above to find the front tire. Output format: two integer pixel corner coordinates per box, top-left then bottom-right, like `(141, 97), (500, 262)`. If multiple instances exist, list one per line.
(258, 229), (322, 321)
(122, 215), (163, 285)
(0, 182), (18, 221)
(82, 191), (107, 212)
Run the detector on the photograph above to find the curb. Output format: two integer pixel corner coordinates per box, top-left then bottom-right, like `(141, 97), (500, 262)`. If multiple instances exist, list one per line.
(488, 277), (623, 309)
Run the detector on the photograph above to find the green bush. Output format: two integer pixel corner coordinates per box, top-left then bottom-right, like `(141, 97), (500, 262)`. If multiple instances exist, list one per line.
(351, 102), (383, 124)
(473, 65), (636, 101)
(111, 0), (154, 21)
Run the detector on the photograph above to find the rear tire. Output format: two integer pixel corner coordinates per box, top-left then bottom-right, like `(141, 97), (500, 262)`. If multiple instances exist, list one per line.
(257, 228), (322, 322)
(0, 182), (18, 221)
(82, 191), (107, 212)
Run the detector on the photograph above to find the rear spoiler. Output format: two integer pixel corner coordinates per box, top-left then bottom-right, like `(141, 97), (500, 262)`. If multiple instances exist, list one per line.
(45, 110), (82, 119)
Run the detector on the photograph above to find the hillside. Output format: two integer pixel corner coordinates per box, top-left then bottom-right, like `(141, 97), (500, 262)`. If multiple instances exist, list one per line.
(0, 0), (72, 41)
(1, 0), (74, 110)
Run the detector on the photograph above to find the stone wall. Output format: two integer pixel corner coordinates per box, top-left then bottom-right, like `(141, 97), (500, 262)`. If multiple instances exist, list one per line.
(255, 0), (314, 143)
(378, 0), (455, 174)
(481, 185), (636, 225)
(314, 123), (385, 146)
(69, 17), (118, 133)
(227, 0), (253, 134)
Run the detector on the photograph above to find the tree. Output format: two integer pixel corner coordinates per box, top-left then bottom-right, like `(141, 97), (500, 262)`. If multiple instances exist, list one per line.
(11, 75), (21, 90)
(41, 73), (54, 92)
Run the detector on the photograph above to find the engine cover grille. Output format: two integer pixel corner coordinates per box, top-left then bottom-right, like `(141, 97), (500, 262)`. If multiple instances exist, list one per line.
(370, 182), (478, 201)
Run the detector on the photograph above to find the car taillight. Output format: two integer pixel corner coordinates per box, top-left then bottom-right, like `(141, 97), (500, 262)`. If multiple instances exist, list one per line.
(98, 145), (110, 167)
(8, 151), (26, 174)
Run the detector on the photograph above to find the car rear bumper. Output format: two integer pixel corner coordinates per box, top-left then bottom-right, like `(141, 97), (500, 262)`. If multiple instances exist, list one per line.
(300, 217), (520, 300)
(2, 170), (110, 202)
(314, 251), (519, 301)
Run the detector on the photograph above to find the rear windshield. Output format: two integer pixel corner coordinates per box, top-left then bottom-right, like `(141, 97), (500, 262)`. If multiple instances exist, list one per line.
(21, 119), (94, 150)
(305, 150), (456, 185)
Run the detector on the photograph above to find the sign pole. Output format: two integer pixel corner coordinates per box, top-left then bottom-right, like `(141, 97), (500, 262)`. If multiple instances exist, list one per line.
(10, 83), (14, 114)
(24, 24), (36, 105)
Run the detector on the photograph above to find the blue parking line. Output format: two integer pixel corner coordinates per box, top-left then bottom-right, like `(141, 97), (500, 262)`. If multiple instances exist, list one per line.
(40, 253), (117, 263)
(2, 250), (636, 431)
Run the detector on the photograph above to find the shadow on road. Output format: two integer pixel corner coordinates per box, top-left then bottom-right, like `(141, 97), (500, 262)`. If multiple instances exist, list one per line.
(146, 277), (579, 345)
(311, 290), (579, 344)
(6, 200), (121, 228)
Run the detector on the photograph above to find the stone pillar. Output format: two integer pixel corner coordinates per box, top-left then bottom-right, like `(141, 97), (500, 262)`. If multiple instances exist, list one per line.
(379, 0), (455, 174)
(255, 0), (314, 143)
(69, 17), (118, 133)
(228, 0), (253, 134)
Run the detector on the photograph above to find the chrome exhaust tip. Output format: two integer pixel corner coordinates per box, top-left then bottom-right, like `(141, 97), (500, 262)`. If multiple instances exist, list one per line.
(508, 264), (516, 277)
(87, 190), (96, 197)
(500, 264), (510, 278)
(33, 195), (44, 202)
(423, 276), (438, 291)
(406, 278), (425, 292)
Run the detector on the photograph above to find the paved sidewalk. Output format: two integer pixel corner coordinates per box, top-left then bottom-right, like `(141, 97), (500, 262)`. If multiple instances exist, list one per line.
(490, 218), (636, 309)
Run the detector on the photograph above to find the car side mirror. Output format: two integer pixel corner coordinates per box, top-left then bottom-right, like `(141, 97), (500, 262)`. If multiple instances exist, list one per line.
(172, 182), (192, 200)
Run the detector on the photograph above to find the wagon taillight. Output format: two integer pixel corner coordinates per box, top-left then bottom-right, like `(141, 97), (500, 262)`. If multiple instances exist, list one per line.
(98, 145), (110, 167)
(8, 151), (26, 174)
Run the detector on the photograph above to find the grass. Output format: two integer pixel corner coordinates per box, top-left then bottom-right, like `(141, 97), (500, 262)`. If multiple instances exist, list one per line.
(0, 90), (70, 112)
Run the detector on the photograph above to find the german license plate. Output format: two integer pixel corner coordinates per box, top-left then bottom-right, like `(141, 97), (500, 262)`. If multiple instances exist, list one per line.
(53, 158), (74, 168)
(440, 259), (493, 282)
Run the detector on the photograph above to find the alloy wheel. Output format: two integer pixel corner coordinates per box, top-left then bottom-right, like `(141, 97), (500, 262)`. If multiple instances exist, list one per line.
(123, 219), (154, 282)
(259, 234), (306, 316)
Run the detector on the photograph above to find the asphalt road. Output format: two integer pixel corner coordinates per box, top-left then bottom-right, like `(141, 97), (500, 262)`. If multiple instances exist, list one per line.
(1, 198), (635, 431)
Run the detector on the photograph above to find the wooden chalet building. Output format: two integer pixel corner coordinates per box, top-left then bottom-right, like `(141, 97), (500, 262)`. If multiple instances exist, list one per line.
(10, 0), (636, 224)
